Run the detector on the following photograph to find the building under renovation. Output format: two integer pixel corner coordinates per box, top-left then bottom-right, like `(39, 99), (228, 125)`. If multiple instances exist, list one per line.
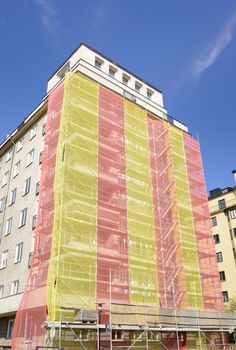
(0, 44), (236, 349)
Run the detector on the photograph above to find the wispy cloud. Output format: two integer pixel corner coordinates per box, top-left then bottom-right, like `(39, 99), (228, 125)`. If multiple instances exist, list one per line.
(192, 12), (236, 80)
(36, 0), (58, 35)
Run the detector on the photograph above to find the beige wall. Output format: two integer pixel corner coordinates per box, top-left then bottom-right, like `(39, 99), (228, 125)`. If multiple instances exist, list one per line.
(209, 190), (236, 303)
(0, 114), (46, 312)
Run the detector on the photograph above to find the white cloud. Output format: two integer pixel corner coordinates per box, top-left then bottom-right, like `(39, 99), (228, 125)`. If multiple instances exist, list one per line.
(36, 0), (58, 34)
(192, 12), (236, 80)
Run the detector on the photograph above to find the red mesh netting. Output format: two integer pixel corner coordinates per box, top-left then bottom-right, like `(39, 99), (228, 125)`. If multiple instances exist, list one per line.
(12, 83), (64, 349)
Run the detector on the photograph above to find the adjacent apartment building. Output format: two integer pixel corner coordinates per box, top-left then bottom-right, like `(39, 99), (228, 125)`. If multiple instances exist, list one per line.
(0, 43), (236, 350)
(209, 170), (236, 305)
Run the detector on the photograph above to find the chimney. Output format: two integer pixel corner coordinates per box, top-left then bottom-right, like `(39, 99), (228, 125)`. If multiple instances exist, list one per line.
(232, 169), (236, 184)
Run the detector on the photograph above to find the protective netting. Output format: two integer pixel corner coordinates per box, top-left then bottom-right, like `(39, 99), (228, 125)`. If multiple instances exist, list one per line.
(13, 72), (224, 349)
(183, 133), (224, 311)
(124, 100), (159, 306)
(12, 82), (64, 349)
(97, 86), (130, 310)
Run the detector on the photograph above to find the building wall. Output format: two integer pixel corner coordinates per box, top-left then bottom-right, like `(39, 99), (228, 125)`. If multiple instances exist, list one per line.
(209, 189), (236, 303)
(0, 114), (46, 345)
(12, 71), (223, 350)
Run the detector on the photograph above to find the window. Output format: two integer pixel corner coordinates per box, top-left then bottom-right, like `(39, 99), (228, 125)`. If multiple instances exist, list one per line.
(39, 151), (43, 164)
(28, 252), (33, 268)
(233, 228), (236, 238)
(135, 81), (142, 92)
(230, 209), (236, 220)
(6, 148), (13, 162)
(0, 250), (8, 269)
(0, 285), (3, 298)
(0, 157), (2, 169)
(213, 234), (220, 244)
(42, 123), (47, 136)
(109, 66), (116, 78)
(13, 161), (20, 177)
(5, 217), (13, 236)
(222, 291), (229, 302)
(6, 319), (14, 339)
(211, 216), (217, 226)
(218, 199), (226, 209)
(9, 188), (17, 206)
(122, 74), (130, 85)
(19, 208), (27, 227)
(0, 197), (6, 212)
(16, 138), (23, 152)
(2, 171), (10, 187)
(95, 57), (103, 69)
(219, 271), (226, 281)
(35, 181), (40, 195)
(233, 248), (236, 259)
(147, 89), (154, 99)
(27, 149), (34, 166)
(23, 177), (31, 196)
(32, 215), (37, 230)
(30, 125), (37, 139)
(15, 242), (23, 263)
(10, 280), (19, 295)
(216, 252), (223, 262)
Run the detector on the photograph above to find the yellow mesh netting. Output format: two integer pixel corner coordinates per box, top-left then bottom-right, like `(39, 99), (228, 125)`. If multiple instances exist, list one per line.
(124, 100), (159, 306)
(169, 125), (203, 309)
(47, 72), (99, 324)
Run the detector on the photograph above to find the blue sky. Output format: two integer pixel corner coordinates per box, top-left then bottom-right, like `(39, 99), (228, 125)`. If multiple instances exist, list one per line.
(0, 0), (236, 191)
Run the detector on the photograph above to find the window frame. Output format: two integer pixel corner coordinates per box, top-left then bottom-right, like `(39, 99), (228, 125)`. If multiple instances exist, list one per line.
(10, 280), (19, 295)
(213, 234), (220, 244)
(6, 319), (15, 339)
(26, 149), (34, 166)
(15, 242), (23, 263)
(9, 188), (17, 206)
(0, 250), (8, 269)
(5, 217), (13, 236)
(19, 208), (27, 228)
(211, 216), (217, 226)
(216, 252), (223, 262)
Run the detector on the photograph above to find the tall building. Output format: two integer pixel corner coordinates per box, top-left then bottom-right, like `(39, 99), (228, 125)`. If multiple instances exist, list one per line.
(208, 171), (236, 305)
(0, 43), (235, 350)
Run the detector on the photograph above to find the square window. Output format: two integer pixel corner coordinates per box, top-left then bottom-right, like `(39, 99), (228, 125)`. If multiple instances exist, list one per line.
(135, 82), (142, 92)
(10, 280), (19, 295)
(16, 139), (23, 152)
(27, 149), (34, 166)
(222, 291), (229, 302)
(6, 319), (14, 339)
(230, 209), (236, 220)
(30, 125), (37, 140)
(19, 208), (27, 228)
(147, 89), (153, 99)
(216, 252), (223, 262)
(219, 271), (226, 281)
(23, 177), (31, 196)
(95, 57), (103, 69)
(218, 199), (226, 209)
(213, 234), (220, 244)
(211, 216), (217, 226)
(122, 74), (130, 85)
(109, 66), (116, 78)
(15, 242), (23, 263)
(13, 161), (20, 177)
(9, 188), (17, 206)
(5, 217), (13, 236)
(0, 250), (8, 269)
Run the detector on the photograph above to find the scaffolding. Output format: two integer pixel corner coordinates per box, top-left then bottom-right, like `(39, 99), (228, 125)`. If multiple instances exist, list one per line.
(12, 72), (235, 349)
